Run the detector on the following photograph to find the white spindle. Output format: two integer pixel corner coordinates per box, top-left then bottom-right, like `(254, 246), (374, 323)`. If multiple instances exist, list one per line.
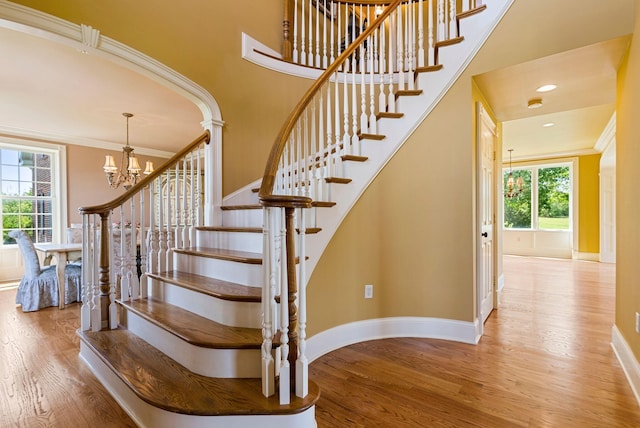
(379, 19), (387, 114)
(397, 6), (405, 90)
(428, 0), (435, 65)
(81, 215), (91, 331)
(293, 0), (299, 63)
(418, 0), (425, 67)
(369, 29), (377, 135)
(278, 208), (290, 405)
(296, 207), (308, 398)
(262, 208), (275, 397)
(351, 57), (359, 156)
(438, 0), (446, 41)
(182, 156), (188, 247)
(329, 0), (335, 64)
(322, 0), (328, 67)
(388, 11), (396, 113)
(139, 189), (147, 299)
(315, 0), (321, 66)
(174, 163), (182, 249)
(407, 0), (415, 91)
(360, 37), (368, 134)
(157, 174), (166, 273)
(449, 0), (457, 39)
(301, 0), (307, 65)
(308, 0), (314, 66)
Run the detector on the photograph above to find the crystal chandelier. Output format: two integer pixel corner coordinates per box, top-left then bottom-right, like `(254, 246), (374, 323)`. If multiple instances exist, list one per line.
(103, 113), (154, 190)
(505, 149), (524, 199)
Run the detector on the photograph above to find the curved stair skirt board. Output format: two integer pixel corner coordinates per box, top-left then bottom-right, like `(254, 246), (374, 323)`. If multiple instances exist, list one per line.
(79, 342), (317, 428)
(611, 325), (640, 407)
(174, 252), (263, 287)
(150, 279), (262, 328)
(306, 316), (480, 363)
(122, 310), (261, 378)
(236, 0), (515, 287)
(196, 229), (263, 253)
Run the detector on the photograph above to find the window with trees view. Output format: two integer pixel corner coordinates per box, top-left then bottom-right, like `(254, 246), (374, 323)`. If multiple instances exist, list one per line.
(504, 164), (571, 230)
(1, 148), (55, 245)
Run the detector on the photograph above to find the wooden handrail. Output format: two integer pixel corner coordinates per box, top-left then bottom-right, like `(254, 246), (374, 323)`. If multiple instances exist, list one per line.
(261, 0), (403, 201)
(79, 130), (210, 215)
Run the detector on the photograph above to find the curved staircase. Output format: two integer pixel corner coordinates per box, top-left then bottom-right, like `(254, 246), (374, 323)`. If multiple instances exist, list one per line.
(77, 1), (513, 426)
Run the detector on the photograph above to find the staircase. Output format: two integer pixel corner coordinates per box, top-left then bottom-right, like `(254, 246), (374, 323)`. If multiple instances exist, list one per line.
(77, 1), (513, 426)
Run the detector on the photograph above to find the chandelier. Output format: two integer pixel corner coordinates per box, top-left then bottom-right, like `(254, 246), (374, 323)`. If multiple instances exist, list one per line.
(505, 149), (524, 199)
(103, 113), (154, 190)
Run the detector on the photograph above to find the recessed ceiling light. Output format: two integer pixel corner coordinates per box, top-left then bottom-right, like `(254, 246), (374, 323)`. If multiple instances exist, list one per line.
(536, 84), (557, 92)
(543, 122), (555, 127)
(527, 98), (543, 109)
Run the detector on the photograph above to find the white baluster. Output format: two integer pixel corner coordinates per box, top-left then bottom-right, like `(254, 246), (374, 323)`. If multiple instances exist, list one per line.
(308, 0), (314, 66)
(407, 0), (415, 91)
(388, 11), (396, 113)
(174, 163), (182, 249)
(262, 207), (275, 397)
(329, 0), (335, 64)
(397, 5), (405, 90)
(301, 0), (307, 65)
(139, 188), (147, 299)
(351, 58), (359, 156)
(333, 70), (341, 180)
(293, 0), (299, 63)
(157, 175), (166, 273)
(314, 94), (322, 201)
(81, 215), (91, 331)
(379, 19), (387, 114)
(438, 0), (446, 41)
(182, 156), (189, 247)
(449, 0), (457, 39)
(90, 216), (101, 332)
(165, 170), (174, 272)
(360, 36), (368, 134)
(315, 0), (321, 67)
(278, 208), (290, 405)
(296, 207), (308, 398)
(418, 0), (425, 67)
(369, 29), (377, 135)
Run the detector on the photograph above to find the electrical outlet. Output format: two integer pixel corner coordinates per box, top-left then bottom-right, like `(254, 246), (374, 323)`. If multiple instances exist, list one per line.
(364, 284), (373, 299)
(636, 312), (640, 334)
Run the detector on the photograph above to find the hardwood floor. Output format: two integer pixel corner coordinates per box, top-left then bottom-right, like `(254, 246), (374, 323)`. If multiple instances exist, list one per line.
(310, 256), (640, 427)
(1, 256), (638, 427)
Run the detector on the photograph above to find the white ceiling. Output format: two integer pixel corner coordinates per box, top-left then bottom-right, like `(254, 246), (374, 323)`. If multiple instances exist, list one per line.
(0, 26), (203, 157)
(474, 35), (630, 161)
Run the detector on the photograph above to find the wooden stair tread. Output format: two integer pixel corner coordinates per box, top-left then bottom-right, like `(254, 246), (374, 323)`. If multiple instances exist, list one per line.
(377, 112), (404, 119)
(435, 36), (464, 48)
(396, 89), (423, 96)
(325, 177), (352, 184)
(415, 64), (443, 73)
(78, 328), (319, 416)
(457, 4), (487, 19)
(221, 204), (261, 210)
(147, 271), (261, 302)
(358, 133), (385, 140)
(119, 297), (262, 349)
(311, 201), (336, 208)
(173, 247), (263, 264)
(342, 154), (368, 162)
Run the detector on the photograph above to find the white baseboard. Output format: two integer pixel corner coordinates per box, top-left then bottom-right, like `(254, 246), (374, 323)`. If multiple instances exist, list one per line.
(574, 252), (600, 262)
(306, 317), (478, 363)
(611, 325), (640, 406)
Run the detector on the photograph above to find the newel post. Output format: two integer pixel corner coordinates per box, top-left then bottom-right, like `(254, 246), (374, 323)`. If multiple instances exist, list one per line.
(283, 0), (294, 61)
(284, 206), (299, 390)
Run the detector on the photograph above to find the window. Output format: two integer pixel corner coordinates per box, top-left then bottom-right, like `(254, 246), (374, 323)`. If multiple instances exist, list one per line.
(1, 146), (60, 245)
(504, 163), (571, 230)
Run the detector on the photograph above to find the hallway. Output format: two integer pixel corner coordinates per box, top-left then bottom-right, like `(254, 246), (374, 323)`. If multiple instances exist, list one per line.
(311, 256), (640, 427)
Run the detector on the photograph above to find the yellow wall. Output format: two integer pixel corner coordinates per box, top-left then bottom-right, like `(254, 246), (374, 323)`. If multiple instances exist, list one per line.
(13, 0), (313, 196)
(578, 154), (601, 254)
(616, 1), (640, 362)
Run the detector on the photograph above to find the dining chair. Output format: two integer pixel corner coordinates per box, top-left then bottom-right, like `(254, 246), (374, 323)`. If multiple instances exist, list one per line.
(9, 230), (82, 312)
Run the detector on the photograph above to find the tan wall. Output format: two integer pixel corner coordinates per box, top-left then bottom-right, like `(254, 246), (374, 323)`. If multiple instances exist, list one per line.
(307, 0), (633, 335)
(578, 154), (601, 254)
(66, 145), (166, 225)
(14, 0), (312, 196)
(616, 2), (640, 362)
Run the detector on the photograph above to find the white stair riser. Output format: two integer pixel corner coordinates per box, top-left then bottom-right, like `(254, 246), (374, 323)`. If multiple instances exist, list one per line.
(174, 252), (263, 286)
(197, 230), (263, 253)
(79, 342), (317, 428)
(150, 279), (261, 328)
(222, 209), (263, 228)
(121, 309), (261, 378)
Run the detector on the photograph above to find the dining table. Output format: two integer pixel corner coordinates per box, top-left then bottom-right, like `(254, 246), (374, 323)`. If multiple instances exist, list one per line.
(33, 242), (82, 309)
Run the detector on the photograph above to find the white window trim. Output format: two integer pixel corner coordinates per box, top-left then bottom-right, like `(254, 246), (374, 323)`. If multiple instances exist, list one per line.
(0, 136), (67, 245)
(502, 157), (579, 252)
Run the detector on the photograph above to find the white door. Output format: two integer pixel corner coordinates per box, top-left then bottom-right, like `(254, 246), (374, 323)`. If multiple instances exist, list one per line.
(477, 104), (496, 326)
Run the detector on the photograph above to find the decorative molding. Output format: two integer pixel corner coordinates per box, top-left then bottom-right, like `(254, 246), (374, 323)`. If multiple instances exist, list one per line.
(510, 148), (599, 163)
(306, 317), (478, 363)
(594, 112), (616, 153)
(0, 0), (222, 129)
(611, 325), (640, 407)
(80, 23), (100, 49)
(0, 125), (174, 158)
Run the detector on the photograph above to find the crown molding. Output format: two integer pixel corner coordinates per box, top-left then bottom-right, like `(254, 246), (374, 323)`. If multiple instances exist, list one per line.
(0, 125), (174, 158)
(594, 111), (616, 153)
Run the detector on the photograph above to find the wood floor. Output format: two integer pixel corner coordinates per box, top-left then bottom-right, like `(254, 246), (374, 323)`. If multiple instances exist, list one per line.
(1, 256), (639, 427)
